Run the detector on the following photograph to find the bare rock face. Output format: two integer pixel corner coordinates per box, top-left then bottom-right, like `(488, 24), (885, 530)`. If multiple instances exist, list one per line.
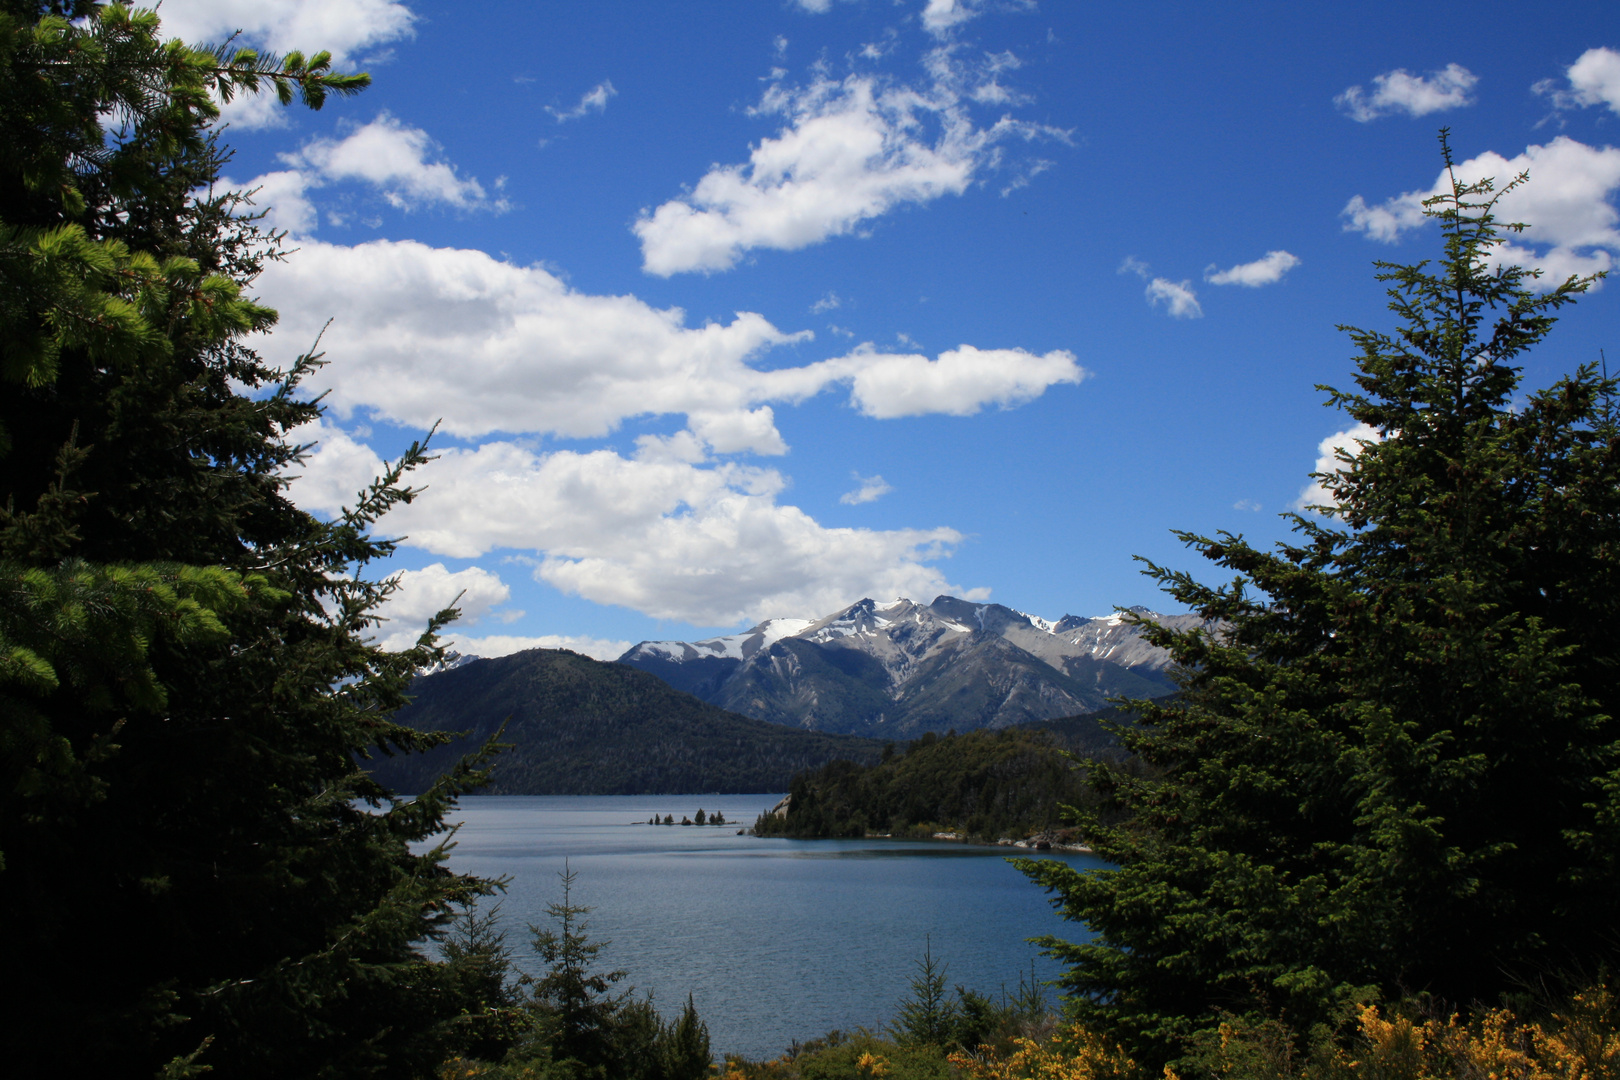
(617, 596), (1205, 738)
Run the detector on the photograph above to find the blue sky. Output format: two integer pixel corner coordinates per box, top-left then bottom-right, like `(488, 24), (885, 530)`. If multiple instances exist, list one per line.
(159, 1), (1619, 659)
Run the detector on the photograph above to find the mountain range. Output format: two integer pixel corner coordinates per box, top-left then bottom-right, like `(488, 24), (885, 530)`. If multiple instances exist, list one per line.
(617, 595), (1199, 739)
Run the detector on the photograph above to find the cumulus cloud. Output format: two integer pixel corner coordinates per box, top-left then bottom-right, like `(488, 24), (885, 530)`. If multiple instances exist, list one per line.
(1535, 47), (1620, 116)
(834, 343), (1086, 417)
(278, 113), (499, 214)
(1205, 250), (1300, 287)
(1341, 136), (1620, 287)
(1145, 278), (1203, 319)
(1296, 422), (1382, 512)
(157, 0), (417, 129)
(1335, 63), (1478, 123)
(441, 634), (632, 662)
(547, 80), (617, 122)
(633, 53), (1065, 275)
(373, 563), (513, 651)
(238, 169), (320, 234)
(254, 237), (1083, 445)
(841, 474), (893, 505)
(289, 422), (986, 626)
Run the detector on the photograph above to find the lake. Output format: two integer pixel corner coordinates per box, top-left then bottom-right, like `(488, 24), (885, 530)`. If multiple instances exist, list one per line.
(437, 794), (1103, 1062)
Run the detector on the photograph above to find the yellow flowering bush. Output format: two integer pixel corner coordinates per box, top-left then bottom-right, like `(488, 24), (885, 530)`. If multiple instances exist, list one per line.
(949, 1024), (1139, 1080)
(947, 982), (1620, 1080)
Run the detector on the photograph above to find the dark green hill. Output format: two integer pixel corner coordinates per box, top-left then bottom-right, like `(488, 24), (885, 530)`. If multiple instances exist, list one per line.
(368, 648), (884, 795)
(754, 727), (1098, 841)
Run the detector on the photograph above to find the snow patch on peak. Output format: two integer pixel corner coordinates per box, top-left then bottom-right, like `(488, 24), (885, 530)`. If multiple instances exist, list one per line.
(627, 616), (814, 663)
(1014, 609), (1056, 633)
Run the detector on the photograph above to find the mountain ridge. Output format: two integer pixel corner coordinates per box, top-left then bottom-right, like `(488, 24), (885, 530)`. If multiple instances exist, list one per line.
(367, 647), (885, 795)
(617, 595), (1199, 738)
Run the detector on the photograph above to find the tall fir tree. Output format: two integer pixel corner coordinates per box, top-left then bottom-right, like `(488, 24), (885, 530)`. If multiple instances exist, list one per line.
(526, 862), (632, 1073)
(0, 4), (500, 1076)
(1020, 133), (1620, 1067)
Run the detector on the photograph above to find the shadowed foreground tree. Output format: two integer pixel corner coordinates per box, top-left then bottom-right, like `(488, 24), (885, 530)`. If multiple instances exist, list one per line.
(0, 4), (500, 1076)
(1021, 132), (1620, 1068)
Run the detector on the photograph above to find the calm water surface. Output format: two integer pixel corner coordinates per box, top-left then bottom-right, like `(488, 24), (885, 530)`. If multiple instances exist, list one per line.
(438, 794), (1102, 1061)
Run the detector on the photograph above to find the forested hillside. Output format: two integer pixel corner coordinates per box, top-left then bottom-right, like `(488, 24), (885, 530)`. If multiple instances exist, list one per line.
(370, 648), (884, 795)
(754, 727), (1099, 841)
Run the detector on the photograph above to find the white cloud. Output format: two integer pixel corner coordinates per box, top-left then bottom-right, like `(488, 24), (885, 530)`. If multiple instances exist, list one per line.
(1535, 47), (1620, 116)
(290, 422), (986, 627)
(238, 169), (320, 234)
(1296, 422), (1381, 512)
(1233, 499), (1262, 512)
(1340, 192), (1428, 242)
(917, 0), (1032, 38)
(1335, 63), (1478, 123)
(1118, 255), (1151, 278)
(374, 563), (512, 651)
(547, 80), (617, 122)
(254, 237), (1083, 445)
(921, 0), (981, 37)
(1145, 277), (1202, 319)
(811, 291), (842, 314)
(1340, 136), (1620, 287)
(841, 474), (893, 505)
(441, 634), (632, 662)
(793, 0), (834, 11)
(278, 113), (498, 214)
(157, 0), (415, 62)
(157, 0), (417, 130)
(633, 56), (1065, 275)
(1205, 250), (1300, 287)
(834, 343), (1086, 417)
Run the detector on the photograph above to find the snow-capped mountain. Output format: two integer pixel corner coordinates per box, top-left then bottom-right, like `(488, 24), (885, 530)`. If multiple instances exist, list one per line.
(617, 596), (1201, 738)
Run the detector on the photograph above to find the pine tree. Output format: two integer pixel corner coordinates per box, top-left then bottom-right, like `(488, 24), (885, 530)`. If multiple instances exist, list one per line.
(1020, 132), (1620, 1066)
(0, 4), (499, 1075)
(527, 862), (631, 1074)
(658, 994), (713, 1080)
(891, 936), (961, 1047)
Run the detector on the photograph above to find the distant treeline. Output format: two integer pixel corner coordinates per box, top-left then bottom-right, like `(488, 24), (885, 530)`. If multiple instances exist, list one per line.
(754, 726), (1109, 841)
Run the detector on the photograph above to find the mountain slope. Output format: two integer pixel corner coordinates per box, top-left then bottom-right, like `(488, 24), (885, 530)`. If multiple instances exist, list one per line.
(618, 596), (1197, 738)
(368, 648), (883, 795)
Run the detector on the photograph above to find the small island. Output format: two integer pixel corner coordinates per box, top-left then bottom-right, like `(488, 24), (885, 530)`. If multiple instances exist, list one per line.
(644, 809), (729, 826)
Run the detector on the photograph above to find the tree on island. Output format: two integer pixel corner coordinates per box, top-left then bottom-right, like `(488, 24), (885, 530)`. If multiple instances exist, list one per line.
(694, 808), (707, 825)
(1021, 133), (1620, 1066)
(0, 4), (498, 1075)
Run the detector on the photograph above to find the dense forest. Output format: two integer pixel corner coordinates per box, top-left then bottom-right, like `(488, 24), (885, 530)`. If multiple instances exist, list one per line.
(753, 727), (1107, 842)
(368, 648), (884, 795)
(5, 3), (1620, 1078)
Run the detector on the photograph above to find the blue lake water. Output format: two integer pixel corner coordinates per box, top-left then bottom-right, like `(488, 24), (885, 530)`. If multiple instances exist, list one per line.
(437, 794), (1103, 1062)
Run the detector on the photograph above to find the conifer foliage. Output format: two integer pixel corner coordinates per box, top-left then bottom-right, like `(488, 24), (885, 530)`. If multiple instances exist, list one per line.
(1021, 133), (1620, 1065)
(0, 4), (498, 1076)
